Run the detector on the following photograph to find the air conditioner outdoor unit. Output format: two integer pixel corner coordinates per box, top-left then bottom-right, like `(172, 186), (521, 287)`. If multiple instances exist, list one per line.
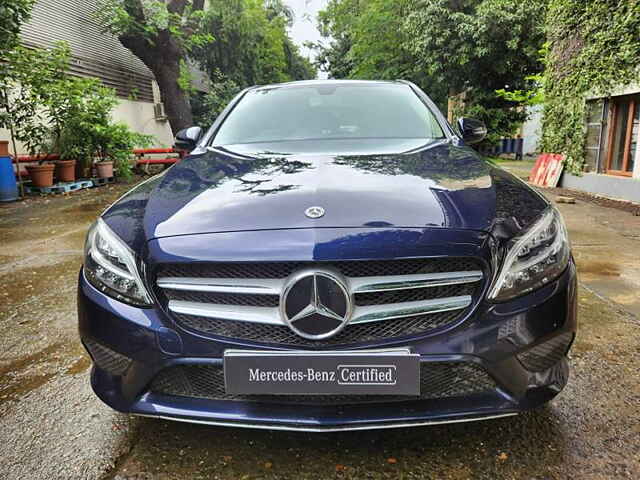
(154, 102), (167, 121)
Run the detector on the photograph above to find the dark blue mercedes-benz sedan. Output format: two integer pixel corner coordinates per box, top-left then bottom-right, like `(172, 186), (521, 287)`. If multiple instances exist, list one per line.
(78, 80), (577, 432)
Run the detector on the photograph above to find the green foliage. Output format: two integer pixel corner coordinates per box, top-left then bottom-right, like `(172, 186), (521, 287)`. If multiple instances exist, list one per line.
(191, 71), (241, 126)
(95, 0), (213, 55)
(314, 0), (444, 103)
(406, 0), (546, 144)
(96, 0), (312, 131)
(0, 43), (72, 157)
(92, 123), (153, 179)
(0, 0), (34, 53)
(178, 59), (196, 95)
(496, 73), (546, 106)
(406, 0), (546, 95)
(315, 0), (546, 143)
(190, 0), (314, 88)
(540, 0), (640, 174)
(188, 0), (314, 126)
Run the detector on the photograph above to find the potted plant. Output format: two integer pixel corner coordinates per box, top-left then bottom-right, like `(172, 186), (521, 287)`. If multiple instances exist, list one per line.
(96, 158), (114, 178)
(21, 128), (57, 188)
(94, 122), (153, 180)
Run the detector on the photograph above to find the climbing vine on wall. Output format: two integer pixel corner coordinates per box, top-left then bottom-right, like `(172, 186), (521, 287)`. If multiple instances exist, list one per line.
(541, 0), (640, 174)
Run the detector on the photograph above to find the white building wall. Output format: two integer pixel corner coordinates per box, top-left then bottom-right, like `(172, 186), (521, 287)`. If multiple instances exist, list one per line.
(521, 105), (542, 156)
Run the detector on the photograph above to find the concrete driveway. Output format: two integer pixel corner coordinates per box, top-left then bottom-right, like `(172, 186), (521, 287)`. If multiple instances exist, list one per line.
(1, 176), (638, 480)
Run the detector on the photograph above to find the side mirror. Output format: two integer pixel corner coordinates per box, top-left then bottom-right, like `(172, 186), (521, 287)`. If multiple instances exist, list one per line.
(457, 118), (487, 145)
(174, 126), (203, 151)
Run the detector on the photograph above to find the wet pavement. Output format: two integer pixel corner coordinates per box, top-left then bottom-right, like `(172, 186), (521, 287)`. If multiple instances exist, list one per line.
(1, 175), (639, 479)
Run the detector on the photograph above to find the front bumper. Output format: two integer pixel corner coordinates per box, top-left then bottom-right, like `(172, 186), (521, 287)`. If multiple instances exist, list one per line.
(78, 260), (577, 432)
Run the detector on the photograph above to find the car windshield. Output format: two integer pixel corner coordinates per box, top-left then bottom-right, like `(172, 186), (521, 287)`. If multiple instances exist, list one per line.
(211, 83), (445, 154)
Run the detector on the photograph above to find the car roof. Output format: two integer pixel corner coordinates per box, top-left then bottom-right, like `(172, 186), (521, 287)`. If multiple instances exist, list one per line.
(249, 79), (407, 92)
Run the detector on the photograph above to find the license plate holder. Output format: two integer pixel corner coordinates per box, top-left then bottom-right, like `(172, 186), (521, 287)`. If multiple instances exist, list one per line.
(224, 349), (420, 395)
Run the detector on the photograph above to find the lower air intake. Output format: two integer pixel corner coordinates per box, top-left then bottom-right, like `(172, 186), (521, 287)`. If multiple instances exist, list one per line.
(149, 362), (496, 405)
(84, 339), (132, 376)
(517, 332), (574, 372)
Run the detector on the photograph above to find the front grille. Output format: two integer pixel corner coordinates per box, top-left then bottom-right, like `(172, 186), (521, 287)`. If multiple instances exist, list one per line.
(518, 333), (574, 371)
(149, 362), (497, 405)
(84, 339), (132, 376)
(155, 258), (484, 346)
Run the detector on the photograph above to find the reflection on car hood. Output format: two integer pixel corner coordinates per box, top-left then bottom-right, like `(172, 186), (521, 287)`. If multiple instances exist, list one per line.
(103, 142), (548, 247)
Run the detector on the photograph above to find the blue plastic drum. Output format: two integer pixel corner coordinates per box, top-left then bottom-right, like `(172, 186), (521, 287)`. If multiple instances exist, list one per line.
(0, 154), (19, 202)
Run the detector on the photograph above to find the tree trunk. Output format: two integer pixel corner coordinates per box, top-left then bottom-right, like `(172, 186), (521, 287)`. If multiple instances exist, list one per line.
(119, 33), (193, 135)
(153, 60), (194, 134)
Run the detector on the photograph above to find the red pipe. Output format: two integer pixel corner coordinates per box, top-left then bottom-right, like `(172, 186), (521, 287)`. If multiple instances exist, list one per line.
(14, 154), (60, 163)
(133, 148), (178, 155)
(13, 148), (185, 163)
(135, 158), (180, 165)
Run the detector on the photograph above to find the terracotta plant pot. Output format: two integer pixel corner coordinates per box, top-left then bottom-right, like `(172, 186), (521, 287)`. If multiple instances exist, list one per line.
(55, 160), (76, 182)
(96, 161), (114, 179)
(26, 164), (55, 187)
(0, 141), (9, 157)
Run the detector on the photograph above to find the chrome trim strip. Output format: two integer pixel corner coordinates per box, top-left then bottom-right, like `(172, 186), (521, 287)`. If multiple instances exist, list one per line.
(169, 301), (282, 325)
(158, 277), (282, 295)
(224, 347), (412, 357)
(135, 412), (518, 432)
(350, 271), (482, 293)
(350, 295), (472, 325)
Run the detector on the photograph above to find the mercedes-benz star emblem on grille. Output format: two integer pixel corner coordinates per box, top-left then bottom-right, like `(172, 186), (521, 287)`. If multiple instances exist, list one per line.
(304, 206), (325, 219)
(281, 270), (352, 340)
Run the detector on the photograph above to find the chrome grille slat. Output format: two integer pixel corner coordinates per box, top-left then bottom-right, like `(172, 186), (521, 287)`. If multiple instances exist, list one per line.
(350, 271), (482, 293)
(157, 277), (282, 295)
(350, 295), (473, 324)
(169, 301), (282, 325)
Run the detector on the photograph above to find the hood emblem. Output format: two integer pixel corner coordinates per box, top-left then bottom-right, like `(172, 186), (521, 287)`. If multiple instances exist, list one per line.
(280, 270), (352, 340)
(305, 206), (325, 219)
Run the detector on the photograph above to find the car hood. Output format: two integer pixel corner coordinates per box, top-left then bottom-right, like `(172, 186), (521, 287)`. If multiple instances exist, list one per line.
(103, 141), (548, 248)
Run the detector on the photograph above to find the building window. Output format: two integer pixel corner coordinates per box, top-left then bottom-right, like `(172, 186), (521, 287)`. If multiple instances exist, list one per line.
(604, 94), (639, 176)
(584, 99), (605, 172)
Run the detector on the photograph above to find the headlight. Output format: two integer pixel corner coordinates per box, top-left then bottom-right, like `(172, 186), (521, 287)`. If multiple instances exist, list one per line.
(83, 218), (153, 307)
(488, 208), (570, 302)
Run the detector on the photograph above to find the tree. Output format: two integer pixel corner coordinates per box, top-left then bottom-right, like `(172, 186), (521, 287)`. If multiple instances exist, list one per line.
(0, 0), (35, 162)
(315, 0), (546, 143)
(190, 0), (313, 86)
(95, 0), (213, 133)
(405, 0), (546, 141)
(96, 1), (313, 133)
(188, 0), (314, 126)
(314, 0), (447, 108)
